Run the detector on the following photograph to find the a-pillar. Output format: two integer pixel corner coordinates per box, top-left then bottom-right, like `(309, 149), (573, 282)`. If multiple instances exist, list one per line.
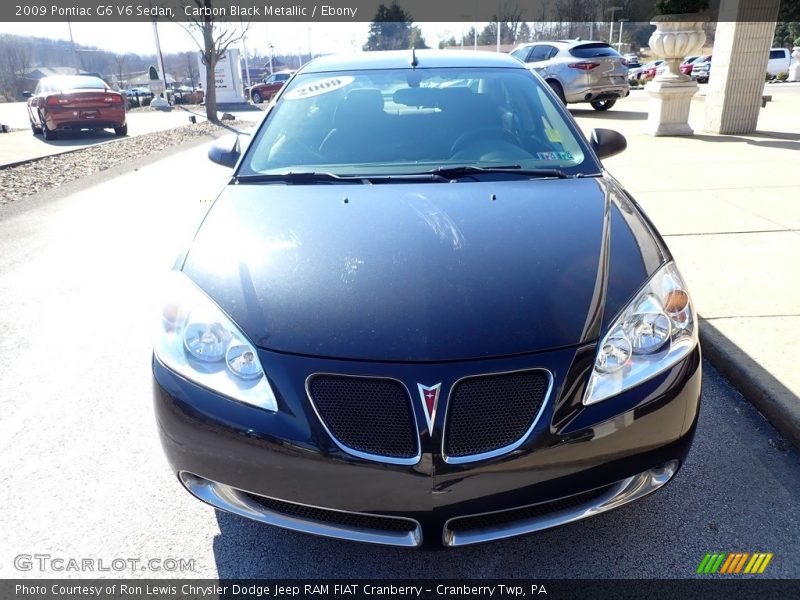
(704, 0), (781, 134)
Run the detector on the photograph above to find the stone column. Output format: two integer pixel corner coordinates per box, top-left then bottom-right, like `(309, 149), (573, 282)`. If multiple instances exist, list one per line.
(704, 0), (781, 134)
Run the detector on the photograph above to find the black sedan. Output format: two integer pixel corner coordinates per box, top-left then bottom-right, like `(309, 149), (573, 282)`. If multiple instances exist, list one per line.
(153, 50), (701, 548)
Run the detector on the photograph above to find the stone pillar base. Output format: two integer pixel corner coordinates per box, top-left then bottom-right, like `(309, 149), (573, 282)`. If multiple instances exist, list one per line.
(645, 80), (698, 136)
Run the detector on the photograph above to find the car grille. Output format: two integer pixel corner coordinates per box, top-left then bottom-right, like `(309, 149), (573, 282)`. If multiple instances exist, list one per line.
(447, 485), (616, 533)
(308, 375), (419, 461)
(242, 492), (418, 533)
(443, 370), (549, 459)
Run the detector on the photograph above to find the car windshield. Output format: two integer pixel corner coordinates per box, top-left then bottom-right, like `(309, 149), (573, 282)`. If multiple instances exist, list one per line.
(241, 67), (596, 178)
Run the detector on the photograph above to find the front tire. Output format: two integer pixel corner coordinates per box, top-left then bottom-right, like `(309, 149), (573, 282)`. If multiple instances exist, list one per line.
(590, 98), (617, 111)
(251, 91), (263, 104)
(30, 120), (42, 135)
(547, 80), (566, 105)
(114, 124), (128, 136)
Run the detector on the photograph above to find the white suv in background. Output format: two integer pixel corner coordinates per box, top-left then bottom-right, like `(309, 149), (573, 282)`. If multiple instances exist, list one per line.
(767, 48), (791, 77)
(510, 40), (630, 111)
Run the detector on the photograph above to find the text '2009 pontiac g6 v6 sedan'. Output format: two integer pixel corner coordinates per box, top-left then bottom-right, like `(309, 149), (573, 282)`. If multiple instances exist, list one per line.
(153, 50), (701, 548)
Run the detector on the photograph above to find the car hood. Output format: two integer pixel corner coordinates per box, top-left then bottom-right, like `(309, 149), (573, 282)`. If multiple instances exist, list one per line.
(182, 177), (618, 362)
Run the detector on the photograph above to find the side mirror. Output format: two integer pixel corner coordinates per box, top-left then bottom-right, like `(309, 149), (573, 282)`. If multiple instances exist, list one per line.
(590, 128), (627, 159)
(22, 91), (32, 98)
(589, 129), (628, 158)
(208, 134), (241, 168)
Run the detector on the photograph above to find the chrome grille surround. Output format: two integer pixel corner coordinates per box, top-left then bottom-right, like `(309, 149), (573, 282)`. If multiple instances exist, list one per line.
(305, 373), (421, 466)
(441, 368), (553, 464)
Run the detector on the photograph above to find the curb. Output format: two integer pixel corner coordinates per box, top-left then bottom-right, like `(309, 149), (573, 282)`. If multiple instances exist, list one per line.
(699, 317), (800, 450)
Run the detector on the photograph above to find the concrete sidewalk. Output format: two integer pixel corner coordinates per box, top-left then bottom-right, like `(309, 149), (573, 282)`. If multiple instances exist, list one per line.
(573, 87), (800, 448)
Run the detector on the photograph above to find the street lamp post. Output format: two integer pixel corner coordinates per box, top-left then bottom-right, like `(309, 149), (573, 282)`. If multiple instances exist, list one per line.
(241, 27), (252, 90)
(618, 19), (629, 51)
(268, 43), (274, 75)
(608, 6), (622, 44)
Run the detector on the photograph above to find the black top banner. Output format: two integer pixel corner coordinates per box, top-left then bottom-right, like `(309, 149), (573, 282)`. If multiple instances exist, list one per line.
(1, 0), (794, 23)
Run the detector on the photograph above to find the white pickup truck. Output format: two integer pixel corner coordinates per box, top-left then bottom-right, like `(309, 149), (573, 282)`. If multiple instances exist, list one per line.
(767, 48), (791, 76)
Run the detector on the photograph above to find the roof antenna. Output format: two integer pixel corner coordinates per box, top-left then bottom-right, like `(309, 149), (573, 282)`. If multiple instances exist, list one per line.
(410, 47), (418, 68)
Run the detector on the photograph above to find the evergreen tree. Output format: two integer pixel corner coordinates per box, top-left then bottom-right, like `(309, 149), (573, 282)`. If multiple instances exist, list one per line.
(364, 2), (427, 51)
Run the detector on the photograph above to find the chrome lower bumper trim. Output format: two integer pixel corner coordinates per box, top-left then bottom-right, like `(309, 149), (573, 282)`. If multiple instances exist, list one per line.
(180, 473), (423, 548)
(442, 460), (679, 547)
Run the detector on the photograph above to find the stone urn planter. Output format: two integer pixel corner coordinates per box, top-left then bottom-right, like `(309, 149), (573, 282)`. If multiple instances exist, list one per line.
(789, 47), (800, 82)
(649, 15), (708, 81)
(644, 15), (707, 136)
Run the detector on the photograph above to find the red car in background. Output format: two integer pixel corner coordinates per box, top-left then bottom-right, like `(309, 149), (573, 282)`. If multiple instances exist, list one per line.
(681, 55), (709, 76)
(248, 70), (295, 104)
(25, 75), (127, 141)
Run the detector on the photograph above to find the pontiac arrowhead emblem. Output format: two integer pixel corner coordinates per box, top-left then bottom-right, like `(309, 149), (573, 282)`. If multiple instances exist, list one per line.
(417, 383), (442, 434)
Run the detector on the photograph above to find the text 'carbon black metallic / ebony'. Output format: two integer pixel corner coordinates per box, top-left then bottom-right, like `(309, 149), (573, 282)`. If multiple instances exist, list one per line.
(444, 369), (549, 459)
(308, 375), (419, 461)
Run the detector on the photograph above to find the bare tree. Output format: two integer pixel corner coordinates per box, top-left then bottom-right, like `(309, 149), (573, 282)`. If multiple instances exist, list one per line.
(498, 0), (524, 42)
(179, 1), (250, 123)
(113, 53), (128, 87)
(183, 51), (199, 89)
(0, 36), (32, 99)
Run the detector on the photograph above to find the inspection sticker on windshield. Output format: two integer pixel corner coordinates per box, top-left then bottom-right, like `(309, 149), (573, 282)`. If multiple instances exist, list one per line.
(284, 76), (355, 100)
(537, 151), (573, 161)
(545, 128), (562, 143)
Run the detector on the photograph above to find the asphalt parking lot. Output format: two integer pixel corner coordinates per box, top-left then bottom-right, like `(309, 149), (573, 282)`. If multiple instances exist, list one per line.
(0, 142), (798, 579)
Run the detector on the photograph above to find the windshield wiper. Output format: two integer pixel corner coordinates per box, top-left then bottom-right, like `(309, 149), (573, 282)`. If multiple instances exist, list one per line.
(235, 172), (367, 184)
(424, 165), (570, 180)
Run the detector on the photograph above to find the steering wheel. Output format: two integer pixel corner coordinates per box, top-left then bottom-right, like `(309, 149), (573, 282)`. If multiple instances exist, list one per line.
(449, 128), (521, 157)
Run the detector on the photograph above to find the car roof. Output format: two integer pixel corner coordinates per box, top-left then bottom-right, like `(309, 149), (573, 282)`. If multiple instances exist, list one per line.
(301, 50), (525, 73)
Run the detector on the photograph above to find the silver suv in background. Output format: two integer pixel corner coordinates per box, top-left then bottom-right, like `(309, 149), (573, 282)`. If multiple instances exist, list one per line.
(510, 40), (630, 111)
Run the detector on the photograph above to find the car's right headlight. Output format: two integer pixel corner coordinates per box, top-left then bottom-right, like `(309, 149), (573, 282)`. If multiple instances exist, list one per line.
(154, 270), (278, 412)
(583, 261), (698, 405)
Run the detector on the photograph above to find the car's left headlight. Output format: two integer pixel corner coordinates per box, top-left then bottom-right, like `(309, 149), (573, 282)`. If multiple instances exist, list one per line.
(154, 270), (278, 412)
(583, 261), (698, 405)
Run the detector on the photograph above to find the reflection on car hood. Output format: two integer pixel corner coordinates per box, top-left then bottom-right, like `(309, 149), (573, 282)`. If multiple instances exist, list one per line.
(182, 177), (645, 362)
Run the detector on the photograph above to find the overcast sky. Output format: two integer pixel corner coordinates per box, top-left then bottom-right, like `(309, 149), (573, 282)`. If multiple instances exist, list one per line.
(0, 21), (480, 57)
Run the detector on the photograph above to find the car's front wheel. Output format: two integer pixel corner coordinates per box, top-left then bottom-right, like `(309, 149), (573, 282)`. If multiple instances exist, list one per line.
(252, 91), (263, 104)
(547, 80), (566, 105)
(30, 119), (42, 135)
(591, 98), (617, 111)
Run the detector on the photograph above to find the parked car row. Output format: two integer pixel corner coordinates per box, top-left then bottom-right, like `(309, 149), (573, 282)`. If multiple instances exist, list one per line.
(627, 47), (790, 85)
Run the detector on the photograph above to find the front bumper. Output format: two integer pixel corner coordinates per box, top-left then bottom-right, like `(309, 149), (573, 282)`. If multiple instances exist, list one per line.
(153, 344), (701, 547)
